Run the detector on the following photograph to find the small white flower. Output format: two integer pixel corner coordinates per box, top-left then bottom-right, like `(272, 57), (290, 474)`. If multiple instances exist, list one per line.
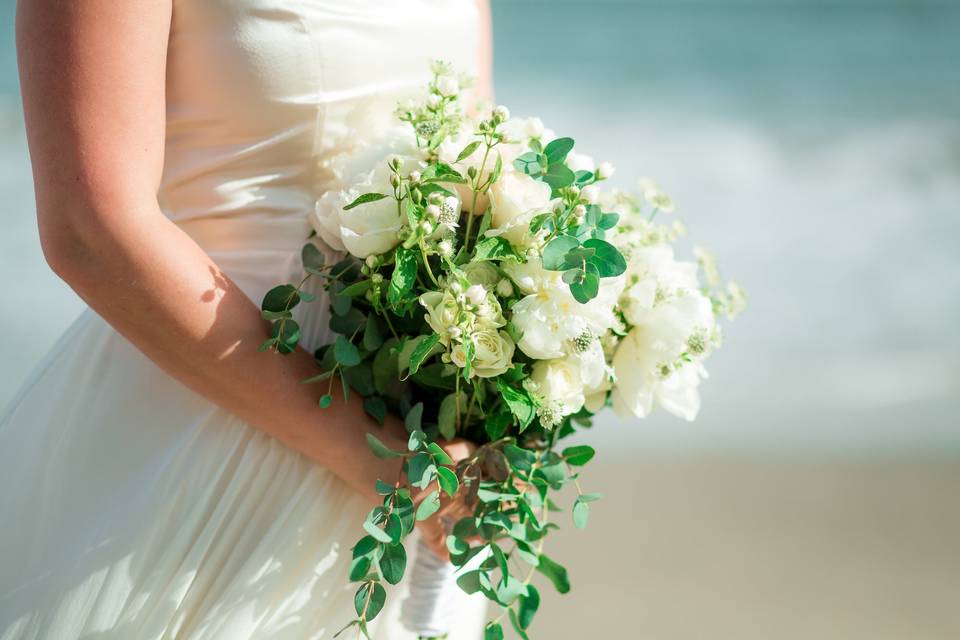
(437, 239), (454, 257)
(365, 255), (378, 269)
(426, 94), (442, 109)
(495, 278), (514, 298)
(525, 117), (545, 139)
(425, 204), (441, 220)
(493, 105), (510, 122)
(580, 185), (599, 204)
(436, 75), (459, 97)
(409, 170), (422, 183)
(419, 220), (434, 234)
(566, 152), (595, 174)
(465, 284), (487, 306)
(596, 161), (616, 180)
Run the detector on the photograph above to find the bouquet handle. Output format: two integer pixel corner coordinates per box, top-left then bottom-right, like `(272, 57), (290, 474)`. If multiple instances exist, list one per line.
(400, 538), (460, 639)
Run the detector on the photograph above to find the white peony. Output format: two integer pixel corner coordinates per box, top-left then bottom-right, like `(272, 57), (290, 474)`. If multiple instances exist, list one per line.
(510, 275), (624, 360)
(611, 292), (715, 421)
(619, 246), (700, 326)
(530, 358), (587, 418)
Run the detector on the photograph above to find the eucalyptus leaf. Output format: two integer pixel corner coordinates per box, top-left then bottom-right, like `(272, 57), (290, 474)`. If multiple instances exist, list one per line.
(261, 284), (300, 314)
(333, 336), (362, 366)
(378, 540), (406, 585)
(415, 489), (441, 521)
(344, 192), (389, 211)
(541, 235), (579, 270)
(366, 433), (402, 459)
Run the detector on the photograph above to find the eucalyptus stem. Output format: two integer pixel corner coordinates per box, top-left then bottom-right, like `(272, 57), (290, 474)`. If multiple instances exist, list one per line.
(463, 141), (493, 253)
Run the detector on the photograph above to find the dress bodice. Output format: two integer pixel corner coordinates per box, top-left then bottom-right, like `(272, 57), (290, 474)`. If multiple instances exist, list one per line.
(159, 0), (480, 230)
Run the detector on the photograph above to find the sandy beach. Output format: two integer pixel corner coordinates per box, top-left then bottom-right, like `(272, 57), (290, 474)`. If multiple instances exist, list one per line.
(521, 454), (960, 639)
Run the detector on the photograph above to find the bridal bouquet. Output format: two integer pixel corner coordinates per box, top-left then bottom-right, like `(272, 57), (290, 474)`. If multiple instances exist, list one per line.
(260, 62), (744, 639)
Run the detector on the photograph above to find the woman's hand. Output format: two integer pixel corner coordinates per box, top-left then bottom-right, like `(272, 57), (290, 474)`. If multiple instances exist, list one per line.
(414, 438), (476, 560)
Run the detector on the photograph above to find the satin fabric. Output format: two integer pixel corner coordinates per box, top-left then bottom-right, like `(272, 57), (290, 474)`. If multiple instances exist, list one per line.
(0, 1), (485, 637)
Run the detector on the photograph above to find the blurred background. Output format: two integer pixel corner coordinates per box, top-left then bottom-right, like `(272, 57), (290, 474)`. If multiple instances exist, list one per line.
(1, 0), (958, 638)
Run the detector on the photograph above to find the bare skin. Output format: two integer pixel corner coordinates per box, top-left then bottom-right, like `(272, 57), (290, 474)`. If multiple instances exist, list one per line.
(15, 0), (493, 559)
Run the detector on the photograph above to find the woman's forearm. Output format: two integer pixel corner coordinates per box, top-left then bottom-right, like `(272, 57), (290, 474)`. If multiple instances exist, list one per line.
(46, 198), (407, 503)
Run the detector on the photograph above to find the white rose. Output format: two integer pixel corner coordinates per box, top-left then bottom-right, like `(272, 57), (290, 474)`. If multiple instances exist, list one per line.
(502, 257), (563, 296)
(463, 329), (515, 379)
(611, 293), (715, 421)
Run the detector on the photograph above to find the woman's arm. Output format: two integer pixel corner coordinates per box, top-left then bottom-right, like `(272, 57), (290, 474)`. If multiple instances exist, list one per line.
(15, 0), (416, 504)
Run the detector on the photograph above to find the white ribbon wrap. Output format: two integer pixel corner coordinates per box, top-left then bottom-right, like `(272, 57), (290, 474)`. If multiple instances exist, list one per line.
(400, 539), (462, 638)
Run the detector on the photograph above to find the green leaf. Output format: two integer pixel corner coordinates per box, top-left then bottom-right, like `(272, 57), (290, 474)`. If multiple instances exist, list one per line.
(562, 445), (596, 466)
(383, 512), (403, 545)
(496, 378), (536, 430)
(407, 429), (427, 452)
(344, 192), (389, 211)
(349, 555), (372, 581)
(472, 236), (519, 262)
(319, 394), (333, 409)
(405, 403), (424, 434)
(544, 137), (575, 165)
(438, 393), (459, 440)
(483, 622), (504, 640)
(363, 396), (387, 424)
(269, 319), (301, 354)
(457, 570), (483, 595)
(415, 489), (441, 521)
(366, 433), (402, 459)
(598, 212), (620, 230)
(542, 163), (576, 192)
(504, 444), (535, 473)
(407, 451), (435, 488)
(541, 235), (579, 270)
(378, 541), (406, 585)
(569, 262), (600, 303)
(301, 243), (326, 272)
(573, 498), (590, 529)
(489, 151), (504, 186)
(362, 519), (393, 544)
(583, 238), (626, 277)
(518, 584), (540, 629)
(406, 333), (440, 377)
(456, 140), (481, 162)
(354, 581), (386, 620)
(427, 442), (454, 466)
(333, 336), (361, 367)
(484, 411), (512, 440)
(513, 151), (544, 177)
(342, 362), (374, 396)
(388, 247), (418, 307)
(329, 307), (366, 335)
(437, 466), (459, 497)
(340, 279), (372, 297)
(261, 284), (300, 313)
(508, 608), (530, 640)
(536, 554), (570, 594)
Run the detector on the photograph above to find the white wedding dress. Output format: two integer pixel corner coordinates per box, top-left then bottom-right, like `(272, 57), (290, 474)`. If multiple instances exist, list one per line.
(0, 1), (486, 638)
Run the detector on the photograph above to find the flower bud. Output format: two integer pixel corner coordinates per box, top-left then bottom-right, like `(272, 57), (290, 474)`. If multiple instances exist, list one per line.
(580, 185), (599, 204)
(573, 204), (587, 221)
(365, 255), (378, 269)
(492, 105), (510, 123)
(495, 278), (514, 298)
(596, 161), (615, 180)
(389, 174), (401, 188)
(436, 75), (459, 97)
(449, 281), (463, 295)
(371, 273), (384, 284)
(426, 94), (442, 109)
(438, 239), (454, 257)
(419, 220), (434, 234)
(408, 170), (422, 184)
(389, 155), (403, 171)
(448, 326), (462, 339)
(465, 284), (486, 306)
(525, 117), (545, 139)
(425, 204), (441, 220)
(466, 166), (478, 179)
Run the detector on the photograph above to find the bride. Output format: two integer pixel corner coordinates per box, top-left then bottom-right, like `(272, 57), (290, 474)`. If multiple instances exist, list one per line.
(1, 1), (492, 638)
